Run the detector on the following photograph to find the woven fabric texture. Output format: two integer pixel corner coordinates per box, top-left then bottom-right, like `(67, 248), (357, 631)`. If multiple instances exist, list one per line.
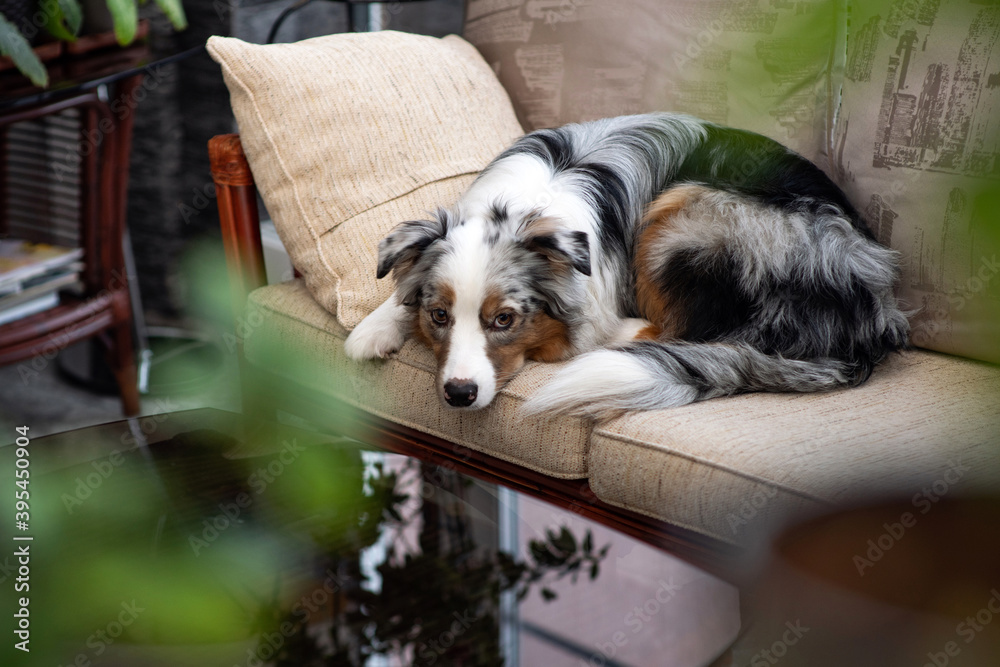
(832, 1), (1000, 364)
(588, 350), (1000, 544)
(243, 283), (1000, 543)
(243, 281), (592, 479)
(463, 0), (844, 167)
(207, 31), (525, 328)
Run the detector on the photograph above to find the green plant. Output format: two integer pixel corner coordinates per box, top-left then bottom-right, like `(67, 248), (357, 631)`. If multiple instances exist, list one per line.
(0, 0), (186, 87)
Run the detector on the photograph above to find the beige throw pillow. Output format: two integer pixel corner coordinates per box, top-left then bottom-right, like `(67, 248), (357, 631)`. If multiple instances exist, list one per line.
(207, 31), (525, 328)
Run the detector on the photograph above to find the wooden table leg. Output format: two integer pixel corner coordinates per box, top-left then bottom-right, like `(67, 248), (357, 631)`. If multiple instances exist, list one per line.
(105, 75), (144, 416)
(108, 319), (140, 416)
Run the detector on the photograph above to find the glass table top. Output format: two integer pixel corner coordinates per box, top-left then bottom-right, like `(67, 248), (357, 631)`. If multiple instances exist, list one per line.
(0, 408), (739, 667)
(0, 41), (203, 112)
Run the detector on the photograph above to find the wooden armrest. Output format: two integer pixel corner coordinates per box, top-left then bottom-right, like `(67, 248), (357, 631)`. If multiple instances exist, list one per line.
(208, 134), (267, 319)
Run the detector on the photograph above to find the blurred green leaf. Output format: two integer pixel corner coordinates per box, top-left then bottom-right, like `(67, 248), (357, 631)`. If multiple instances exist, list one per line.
(0, 14), (48, 87)
(154, 0), (187, 30)
(556, 525), (577, 554)
(105, 0), (138, 45)
(42, 0), (83, 41)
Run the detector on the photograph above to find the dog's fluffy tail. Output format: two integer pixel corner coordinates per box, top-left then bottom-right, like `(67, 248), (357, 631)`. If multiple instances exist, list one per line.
(522, 342), (855, 419)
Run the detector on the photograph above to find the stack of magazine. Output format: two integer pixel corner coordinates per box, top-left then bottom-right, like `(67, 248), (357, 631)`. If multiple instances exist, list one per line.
(0, 240), (84, 327)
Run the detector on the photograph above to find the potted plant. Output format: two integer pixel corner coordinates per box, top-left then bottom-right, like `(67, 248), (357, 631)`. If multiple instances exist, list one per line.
(0, 0), (186, 87)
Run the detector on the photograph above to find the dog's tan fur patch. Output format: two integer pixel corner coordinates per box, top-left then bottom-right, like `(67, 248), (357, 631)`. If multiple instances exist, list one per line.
(635, 185), (708, 340)
(414, 283), (455, 365)
(480, 289), (507, 325)
(633, 324), (663, 341)
(480, 286), (572, 385)
(486, 311), (573, 385)
(522, 313), (572, 362)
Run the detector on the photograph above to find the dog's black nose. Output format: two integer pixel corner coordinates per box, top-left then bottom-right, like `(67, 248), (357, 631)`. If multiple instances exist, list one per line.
(444, 380), (478, 407)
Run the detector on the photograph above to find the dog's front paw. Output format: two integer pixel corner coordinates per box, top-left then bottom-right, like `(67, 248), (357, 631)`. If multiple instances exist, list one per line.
(345, 321), (405, 360)
(345, 297), (409, 360)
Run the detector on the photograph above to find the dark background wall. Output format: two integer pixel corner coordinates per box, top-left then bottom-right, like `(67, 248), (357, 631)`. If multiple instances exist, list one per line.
(127, 0), (464, 319)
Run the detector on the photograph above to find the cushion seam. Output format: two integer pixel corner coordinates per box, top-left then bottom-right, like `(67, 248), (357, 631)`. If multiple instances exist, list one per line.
(317, 170), (485, 236)
(586, 488), (740, 546)
(587, 488), (828, 546)
(590, 429), (828, 503)
(589, 472), (830, 545)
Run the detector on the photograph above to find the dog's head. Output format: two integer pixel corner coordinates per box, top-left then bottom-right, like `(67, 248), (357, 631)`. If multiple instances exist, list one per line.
(376, 205), (591, 409)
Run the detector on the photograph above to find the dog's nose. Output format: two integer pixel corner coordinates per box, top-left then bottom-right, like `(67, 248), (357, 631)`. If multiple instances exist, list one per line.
(444, 380), (478, 407)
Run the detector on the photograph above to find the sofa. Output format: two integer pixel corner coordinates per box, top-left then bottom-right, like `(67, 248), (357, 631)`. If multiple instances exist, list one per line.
(206, 0), (1000, 579)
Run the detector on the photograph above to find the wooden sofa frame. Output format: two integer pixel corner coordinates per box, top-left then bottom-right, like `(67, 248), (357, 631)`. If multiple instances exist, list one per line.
(208, 134), (746, 584)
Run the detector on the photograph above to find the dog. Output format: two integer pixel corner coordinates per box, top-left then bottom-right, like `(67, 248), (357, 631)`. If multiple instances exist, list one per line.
(344, 112), (909, 419)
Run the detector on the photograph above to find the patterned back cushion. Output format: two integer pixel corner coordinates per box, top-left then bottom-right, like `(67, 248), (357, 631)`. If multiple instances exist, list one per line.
(834, 0), (1000, 363)
(465, 0), (1000, 364)
(463, 0), (845, 166)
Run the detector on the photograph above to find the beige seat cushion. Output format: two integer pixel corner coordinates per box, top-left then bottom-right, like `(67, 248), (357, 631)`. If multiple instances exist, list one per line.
(588, 351), (1000, 544)
(207, 31), (524, 329)
(245, 282), (1000, 542)
(243, 280), (591, 479)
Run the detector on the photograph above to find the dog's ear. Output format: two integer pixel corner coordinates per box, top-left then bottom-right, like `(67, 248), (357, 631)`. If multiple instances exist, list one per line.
(376, 210), (450, 279)
(521, 217), (591, 276)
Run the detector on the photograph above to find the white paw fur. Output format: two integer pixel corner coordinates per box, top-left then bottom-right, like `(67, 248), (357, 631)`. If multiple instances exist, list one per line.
(344, 295), (408, 360)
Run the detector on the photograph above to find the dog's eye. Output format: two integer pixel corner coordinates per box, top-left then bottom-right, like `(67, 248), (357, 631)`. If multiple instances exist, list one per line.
(493, 312), (514, 329)
(431, 309), (449, 325)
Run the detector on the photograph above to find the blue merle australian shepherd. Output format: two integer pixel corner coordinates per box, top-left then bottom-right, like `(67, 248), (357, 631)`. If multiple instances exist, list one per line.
(344, 113), (910, 419)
